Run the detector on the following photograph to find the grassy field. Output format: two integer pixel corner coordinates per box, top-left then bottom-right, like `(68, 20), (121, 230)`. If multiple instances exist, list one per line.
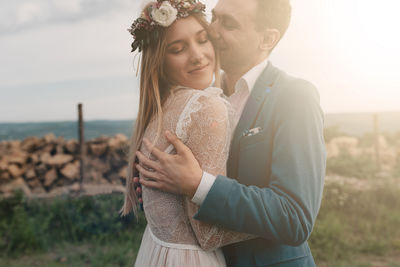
(309, 178), (400, 266)
(0, 192), (147, 267)
(1, 177), (399, 267)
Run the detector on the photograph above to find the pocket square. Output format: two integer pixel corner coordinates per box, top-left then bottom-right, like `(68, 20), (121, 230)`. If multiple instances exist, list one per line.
(242, 127), (262, 137)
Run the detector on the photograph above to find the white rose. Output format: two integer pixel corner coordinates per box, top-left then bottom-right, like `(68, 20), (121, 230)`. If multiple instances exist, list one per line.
(151, 1), (178, 27)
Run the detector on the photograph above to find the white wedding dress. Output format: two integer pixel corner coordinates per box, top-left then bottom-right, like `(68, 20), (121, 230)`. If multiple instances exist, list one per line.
(134, 86), (255, 267)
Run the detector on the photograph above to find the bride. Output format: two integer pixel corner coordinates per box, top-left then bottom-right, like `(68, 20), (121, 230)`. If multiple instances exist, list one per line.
(120, 0), (255, 266)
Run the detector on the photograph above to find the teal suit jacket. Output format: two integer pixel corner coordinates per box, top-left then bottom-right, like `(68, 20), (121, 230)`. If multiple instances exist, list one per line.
(194, 62), (326, 266)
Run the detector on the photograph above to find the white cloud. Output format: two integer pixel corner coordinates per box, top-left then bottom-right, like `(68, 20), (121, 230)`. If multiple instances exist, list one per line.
(0, 0), (137, 35)
(0, 8), (137, 88)
(16, 2), (45, 24)
(53, 0), (82, 14)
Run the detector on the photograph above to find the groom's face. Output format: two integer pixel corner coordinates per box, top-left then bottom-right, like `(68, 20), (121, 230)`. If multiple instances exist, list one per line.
(210, 0), (263, 73)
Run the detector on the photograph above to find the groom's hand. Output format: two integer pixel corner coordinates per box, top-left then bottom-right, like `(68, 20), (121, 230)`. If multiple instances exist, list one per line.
(135, 131), (202, 198)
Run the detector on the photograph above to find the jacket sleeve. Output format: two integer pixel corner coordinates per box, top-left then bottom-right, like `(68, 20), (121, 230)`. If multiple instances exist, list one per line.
(193, 83), (327, 246)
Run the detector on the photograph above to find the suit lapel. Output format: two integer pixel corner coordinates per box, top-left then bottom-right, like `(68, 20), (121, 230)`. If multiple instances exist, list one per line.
(227, 62), (280, 178)
(232, 62), (279, 142)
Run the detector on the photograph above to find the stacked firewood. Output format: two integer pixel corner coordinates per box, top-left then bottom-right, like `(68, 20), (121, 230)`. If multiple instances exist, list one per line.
(0, 133), (130, 197)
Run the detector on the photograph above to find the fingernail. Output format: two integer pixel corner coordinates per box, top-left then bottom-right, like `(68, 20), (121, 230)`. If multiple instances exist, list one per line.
(165, 130), (172, 138)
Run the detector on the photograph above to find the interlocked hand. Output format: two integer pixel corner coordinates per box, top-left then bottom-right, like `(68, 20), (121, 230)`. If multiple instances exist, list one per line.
(133, 166), (143, 211)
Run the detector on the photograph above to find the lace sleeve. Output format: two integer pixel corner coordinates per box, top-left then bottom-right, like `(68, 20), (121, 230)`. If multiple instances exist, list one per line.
(179, 91), (257, 251)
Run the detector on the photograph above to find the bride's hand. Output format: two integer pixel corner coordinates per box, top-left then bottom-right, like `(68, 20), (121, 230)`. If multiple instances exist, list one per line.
(135, 131), (202, 198)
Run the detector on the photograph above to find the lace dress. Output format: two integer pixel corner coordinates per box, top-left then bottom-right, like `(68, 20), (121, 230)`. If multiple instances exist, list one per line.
(134, 86), (255, 267)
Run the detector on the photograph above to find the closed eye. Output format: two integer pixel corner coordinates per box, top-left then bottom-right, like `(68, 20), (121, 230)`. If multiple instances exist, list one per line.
(199, 38), (209, 44)
(169, 45), (185, 54)
(212, 10), (240, 31)
(221, 17), (239, 30)
(198, 32), (210, 44)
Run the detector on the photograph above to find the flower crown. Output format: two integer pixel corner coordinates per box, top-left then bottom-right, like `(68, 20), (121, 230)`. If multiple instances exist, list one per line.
(128, 0), (206, 52)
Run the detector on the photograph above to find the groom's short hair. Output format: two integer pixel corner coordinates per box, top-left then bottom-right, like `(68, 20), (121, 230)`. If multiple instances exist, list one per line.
(255, 0), (292, 41)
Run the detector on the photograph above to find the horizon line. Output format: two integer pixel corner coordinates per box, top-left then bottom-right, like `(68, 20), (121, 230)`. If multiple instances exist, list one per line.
(1, 110), (400, 124)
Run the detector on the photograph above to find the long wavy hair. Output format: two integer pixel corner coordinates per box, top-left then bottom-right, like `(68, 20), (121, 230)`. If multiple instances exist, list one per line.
(119, 12), (221, 218)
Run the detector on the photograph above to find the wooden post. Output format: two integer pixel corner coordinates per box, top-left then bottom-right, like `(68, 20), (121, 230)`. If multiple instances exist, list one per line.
(78, 103), (85, 193)
(373, 113), (381, 172)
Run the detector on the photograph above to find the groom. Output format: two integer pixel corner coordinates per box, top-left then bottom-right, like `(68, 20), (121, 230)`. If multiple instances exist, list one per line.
(135, 0), (326, 266)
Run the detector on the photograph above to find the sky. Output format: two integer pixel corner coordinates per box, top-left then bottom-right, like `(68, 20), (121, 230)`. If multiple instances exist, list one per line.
(0, 0), (399, 123)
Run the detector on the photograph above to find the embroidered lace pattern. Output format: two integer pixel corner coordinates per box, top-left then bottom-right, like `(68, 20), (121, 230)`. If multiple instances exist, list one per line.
(139, 86), (255, 251)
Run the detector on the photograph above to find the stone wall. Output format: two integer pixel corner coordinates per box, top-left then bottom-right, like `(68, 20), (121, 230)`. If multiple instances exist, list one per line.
(0, 133), (130, 198)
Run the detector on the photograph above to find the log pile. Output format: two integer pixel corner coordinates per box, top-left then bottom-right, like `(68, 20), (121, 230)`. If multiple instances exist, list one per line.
(2, 132), (399, 198)
(0, 133), (130, 198)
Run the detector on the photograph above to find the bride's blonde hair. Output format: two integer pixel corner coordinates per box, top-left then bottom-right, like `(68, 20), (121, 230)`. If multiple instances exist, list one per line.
(120, 13), (220, 218)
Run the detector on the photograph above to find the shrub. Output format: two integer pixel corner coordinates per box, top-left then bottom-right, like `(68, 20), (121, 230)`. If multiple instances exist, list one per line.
(0, 190), (143, 257)
(326, 151), (377, 179)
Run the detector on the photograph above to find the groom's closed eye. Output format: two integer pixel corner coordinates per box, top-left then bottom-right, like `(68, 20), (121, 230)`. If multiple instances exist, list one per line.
(211, 10), (240, 31)
(221, 17), (239, 30)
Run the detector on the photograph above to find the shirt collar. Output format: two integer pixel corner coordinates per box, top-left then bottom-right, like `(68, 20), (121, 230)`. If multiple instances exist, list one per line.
(235, 57), (270, 94)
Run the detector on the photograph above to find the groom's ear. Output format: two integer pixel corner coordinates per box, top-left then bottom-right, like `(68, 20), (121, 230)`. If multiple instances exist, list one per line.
(259, 28), (281, 52)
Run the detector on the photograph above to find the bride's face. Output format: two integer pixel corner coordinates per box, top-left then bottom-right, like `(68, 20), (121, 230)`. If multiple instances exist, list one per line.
(164, 16), (215, 90)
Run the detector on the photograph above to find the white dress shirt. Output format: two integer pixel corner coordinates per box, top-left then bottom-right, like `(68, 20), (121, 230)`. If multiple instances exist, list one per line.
(192, 58), (270, 205)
